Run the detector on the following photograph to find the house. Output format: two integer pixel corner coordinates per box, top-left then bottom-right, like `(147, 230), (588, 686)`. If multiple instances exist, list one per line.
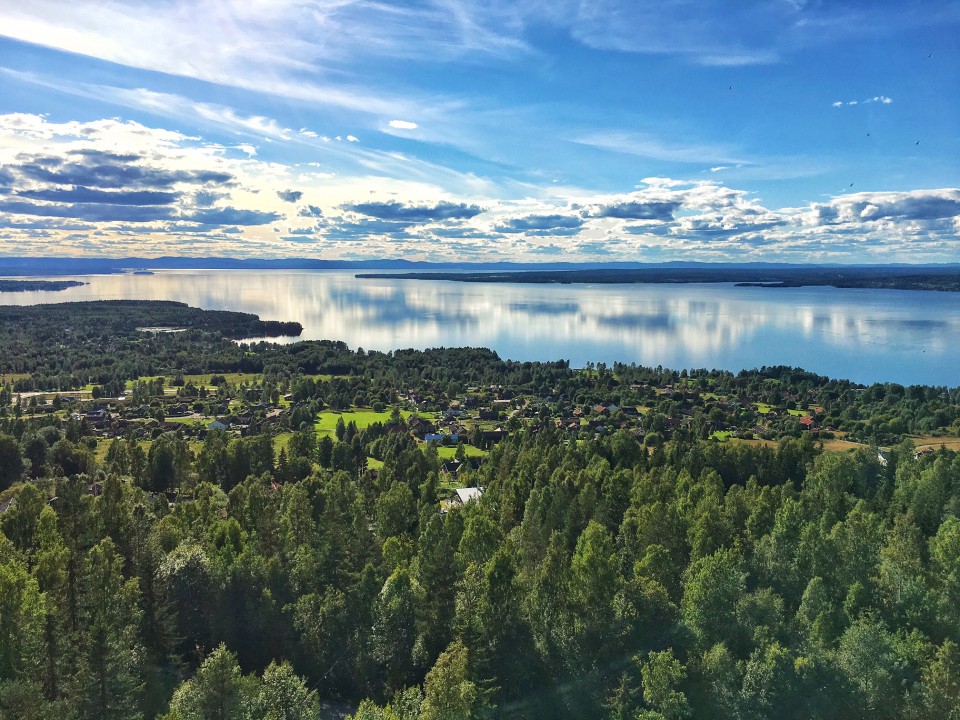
(452, 487), (484, 506)
(408, 417), (437, 439)
(481, 428), (505, 444)
(877, 450), (891, 467)
(84, 408), (112, 427)
(441, 460), (462, 477)
(798, 415), (817, 429)
(208, 420), (228, 431)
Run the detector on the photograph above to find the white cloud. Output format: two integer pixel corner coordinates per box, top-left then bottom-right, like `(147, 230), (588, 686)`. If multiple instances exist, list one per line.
(0, 113), (957, 263)
(388, 119), (418, 130)
(832, 95), (893, 107)
(346, 135), (359, 143)
(574, 130), (747, 166)
(0, 0), (516, 120)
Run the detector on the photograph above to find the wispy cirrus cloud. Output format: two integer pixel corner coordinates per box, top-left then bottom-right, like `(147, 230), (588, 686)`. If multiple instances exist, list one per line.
(832, 96), (893, 108)
(572, 130), (748, 166)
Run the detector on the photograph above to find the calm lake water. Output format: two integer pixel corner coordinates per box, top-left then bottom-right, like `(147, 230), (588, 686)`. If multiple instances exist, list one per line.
(1, 269), (958, 386)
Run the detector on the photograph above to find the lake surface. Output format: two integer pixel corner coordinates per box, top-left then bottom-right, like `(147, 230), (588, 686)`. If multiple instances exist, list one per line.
(1, 269), (958, 386)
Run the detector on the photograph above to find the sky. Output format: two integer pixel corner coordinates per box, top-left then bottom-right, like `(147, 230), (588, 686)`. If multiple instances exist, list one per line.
(0, 0), (958, 263)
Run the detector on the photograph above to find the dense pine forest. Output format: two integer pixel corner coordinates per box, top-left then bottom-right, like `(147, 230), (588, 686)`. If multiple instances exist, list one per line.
(1, 301), (960, 719)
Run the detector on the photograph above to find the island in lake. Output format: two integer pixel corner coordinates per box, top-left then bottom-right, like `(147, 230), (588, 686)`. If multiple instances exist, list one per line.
(0, 279), (87, 292)
(357, 266), (960, 291)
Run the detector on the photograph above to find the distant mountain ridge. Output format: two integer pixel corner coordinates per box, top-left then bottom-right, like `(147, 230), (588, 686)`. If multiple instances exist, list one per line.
(2, 256), (959, 276)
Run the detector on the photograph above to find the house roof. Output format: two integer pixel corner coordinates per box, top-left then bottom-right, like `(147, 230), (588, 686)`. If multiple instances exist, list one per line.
(454, 487), (484, 504)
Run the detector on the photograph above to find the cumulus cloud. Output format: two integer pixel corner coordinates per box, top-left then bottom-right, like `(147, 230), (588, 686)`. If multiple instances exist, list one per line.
(277, 189), (303, 203)
(808, 189), (960, 226)
(186, 208), (282, 226)
(321, 217), (418, 242)
(193, 190), (225, 207)
(299, 205), (325, 218)
(389, 119), (418, 130)
(344, 200), (484, 222)
(494, 214), (583, 236)
(0, 112), (956, 262)
(586, 200), (679, 221)
(12, 154), (232, 189)
(0, 199), (176, 222)
(16, 187), (178, 205)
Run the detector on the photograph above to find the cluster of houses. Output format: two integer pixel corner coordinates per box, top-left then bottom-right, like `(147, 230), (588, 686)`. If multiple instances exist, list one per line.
(54, 395), (291, 442)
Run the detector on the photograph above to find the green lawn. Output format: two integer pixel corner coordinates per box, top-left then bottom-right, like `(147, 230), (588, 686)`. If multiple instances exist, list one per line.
(314, 407), (411, 436)
(273, 432), (293, 455)
(435, 444), (487, 460)
(1, 372), (31, 382)
(710, 430), (734, 441)
(754, 403), (775, 414)
(787, 409), (807, 417)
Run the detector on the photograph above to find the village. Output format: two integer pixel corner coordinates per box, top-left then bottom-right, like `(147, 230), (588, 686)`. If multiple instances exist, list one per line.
(6, 369), (870, 479)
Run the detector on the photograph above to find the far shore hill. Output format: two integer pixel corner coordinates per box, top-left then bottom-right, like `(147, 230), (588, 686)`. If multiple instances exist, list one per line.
(1, 257), (959, 292)
(357, 266), (960, 292)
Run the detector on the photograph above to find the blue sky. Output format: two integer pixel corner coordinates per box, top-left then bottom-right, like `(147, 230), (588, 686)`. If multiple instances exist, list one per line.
(0, 0), (958, 262)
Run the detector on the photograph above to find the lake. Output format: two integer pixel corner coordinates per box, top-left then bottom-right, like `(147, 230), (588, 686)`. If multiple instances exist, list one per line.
(1, 269), (958, 386)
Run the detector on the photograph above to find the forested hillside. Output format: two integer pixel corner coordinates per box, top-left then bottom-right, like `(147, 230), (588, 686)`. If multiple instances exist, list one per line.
(3, 426), (960, 718)
(0, 302), (959, 718)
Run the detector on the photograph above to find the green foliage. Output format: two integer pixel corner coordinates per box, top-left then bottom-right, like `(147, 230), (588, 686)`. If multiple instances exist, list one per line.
(638, 649), (690, 720)
(1, 306), (960, 718)
(421, 641), (477, 720)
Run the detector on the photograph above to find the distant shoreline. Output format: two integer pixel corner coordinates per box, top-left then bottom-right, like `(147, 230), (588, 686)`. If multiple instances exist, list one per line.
(2, 256), (960, 277)
(0, 279), (87, 292)
(356, 268), (960, 292)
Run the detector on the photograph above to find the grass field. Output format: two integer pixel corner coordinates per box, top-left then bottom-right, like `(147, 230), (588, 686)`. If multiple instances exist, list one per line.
(435, 444), (487, 460)
(315, 408), (411, 436)
(819, 438), (866, 452)
(907, 435), (960, 452)
(710, 430), (734, 441)
(1, 373), (31, 383)
(273, 432), (293, 455)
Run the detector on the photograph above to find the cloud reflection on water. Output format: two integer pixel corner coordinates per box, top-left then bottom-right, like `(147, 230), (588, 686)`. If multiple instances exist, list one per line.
(1, 270), (957, 385)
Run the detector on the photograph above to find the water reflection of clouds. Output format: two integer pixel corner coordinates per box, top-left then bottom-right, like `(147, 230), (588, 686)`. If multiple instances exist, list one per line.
(2, 270), (958, 383)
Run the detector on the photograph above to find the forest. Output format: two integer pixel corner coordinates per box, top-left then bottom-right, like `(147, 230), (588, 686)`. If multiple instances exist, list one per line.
(1, 301), (959, 719)
(0, 280), (86, 292)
